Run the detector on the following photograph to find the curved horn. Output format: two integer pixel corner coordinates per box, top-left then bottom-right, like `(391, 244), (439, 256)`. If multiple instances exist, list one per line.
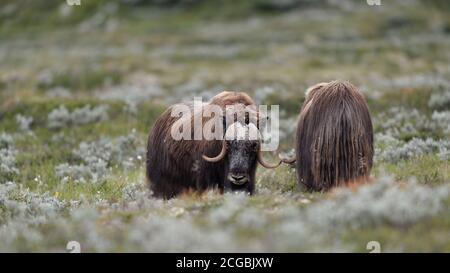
(202, 140), (227, 162)
(257, 146), (281, 169)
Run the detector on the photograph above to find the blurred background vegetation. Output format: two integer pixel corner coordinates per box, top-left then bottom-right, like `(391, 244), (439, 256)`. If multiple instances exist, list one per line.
(2, 0), (450, 35)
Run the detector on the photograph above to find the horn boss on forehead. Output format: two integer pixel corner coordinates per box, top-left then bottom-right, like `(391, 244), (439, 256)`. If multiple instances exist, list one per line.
(223, 122), (260, 141)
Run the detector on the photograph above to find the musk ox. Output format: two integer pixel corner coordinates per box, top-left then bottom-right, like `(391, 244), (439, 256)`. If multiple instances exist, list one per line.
(146, 91), (280, 199)
(284, 80), (373, 191)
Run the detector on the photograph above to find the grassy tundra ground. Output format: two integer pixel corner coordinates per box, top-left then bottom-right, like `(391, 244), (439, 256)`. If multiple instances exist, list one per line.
(0, 0), (449, 252)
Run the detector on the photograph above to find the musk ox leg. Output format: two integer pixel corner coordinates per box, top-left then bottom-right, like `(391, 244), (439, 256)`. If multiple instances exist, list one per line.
(146, 158), (198, 199)
(148, 177), (185, 199)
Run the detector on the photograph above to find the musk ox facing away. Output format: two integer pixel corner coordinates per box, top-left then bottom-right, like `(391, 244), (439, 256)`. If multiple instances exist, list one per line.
(146, 91), (280, 199)
(284, 81), (373, 191)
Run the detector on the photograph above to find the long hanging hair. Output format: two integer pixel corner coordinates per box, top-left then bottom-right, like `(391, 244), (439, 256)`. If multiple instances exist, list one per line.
(296, 81), (374, 191)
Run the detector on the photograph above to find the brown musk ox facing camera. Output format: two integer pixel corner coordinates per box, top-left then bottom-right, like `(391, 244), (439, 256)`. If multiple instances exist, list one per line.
(146, 91), (281, 199)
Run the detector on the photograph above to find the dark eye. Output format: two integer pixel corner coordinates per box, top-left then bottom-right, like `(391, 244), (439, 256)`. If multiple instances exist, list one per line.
(251, 142), (258, 150)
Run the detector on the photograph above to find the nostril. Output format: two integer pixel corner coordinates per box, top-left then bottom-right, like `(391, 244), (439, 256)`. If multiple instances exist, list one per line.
(228, 173), (248, 185)
(231, 174), (245, 181)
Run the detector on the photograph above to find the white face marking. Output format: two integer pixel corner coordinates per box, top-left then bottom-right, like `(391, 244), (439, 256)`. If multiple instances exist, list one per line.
(224, 122), (260, 141)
